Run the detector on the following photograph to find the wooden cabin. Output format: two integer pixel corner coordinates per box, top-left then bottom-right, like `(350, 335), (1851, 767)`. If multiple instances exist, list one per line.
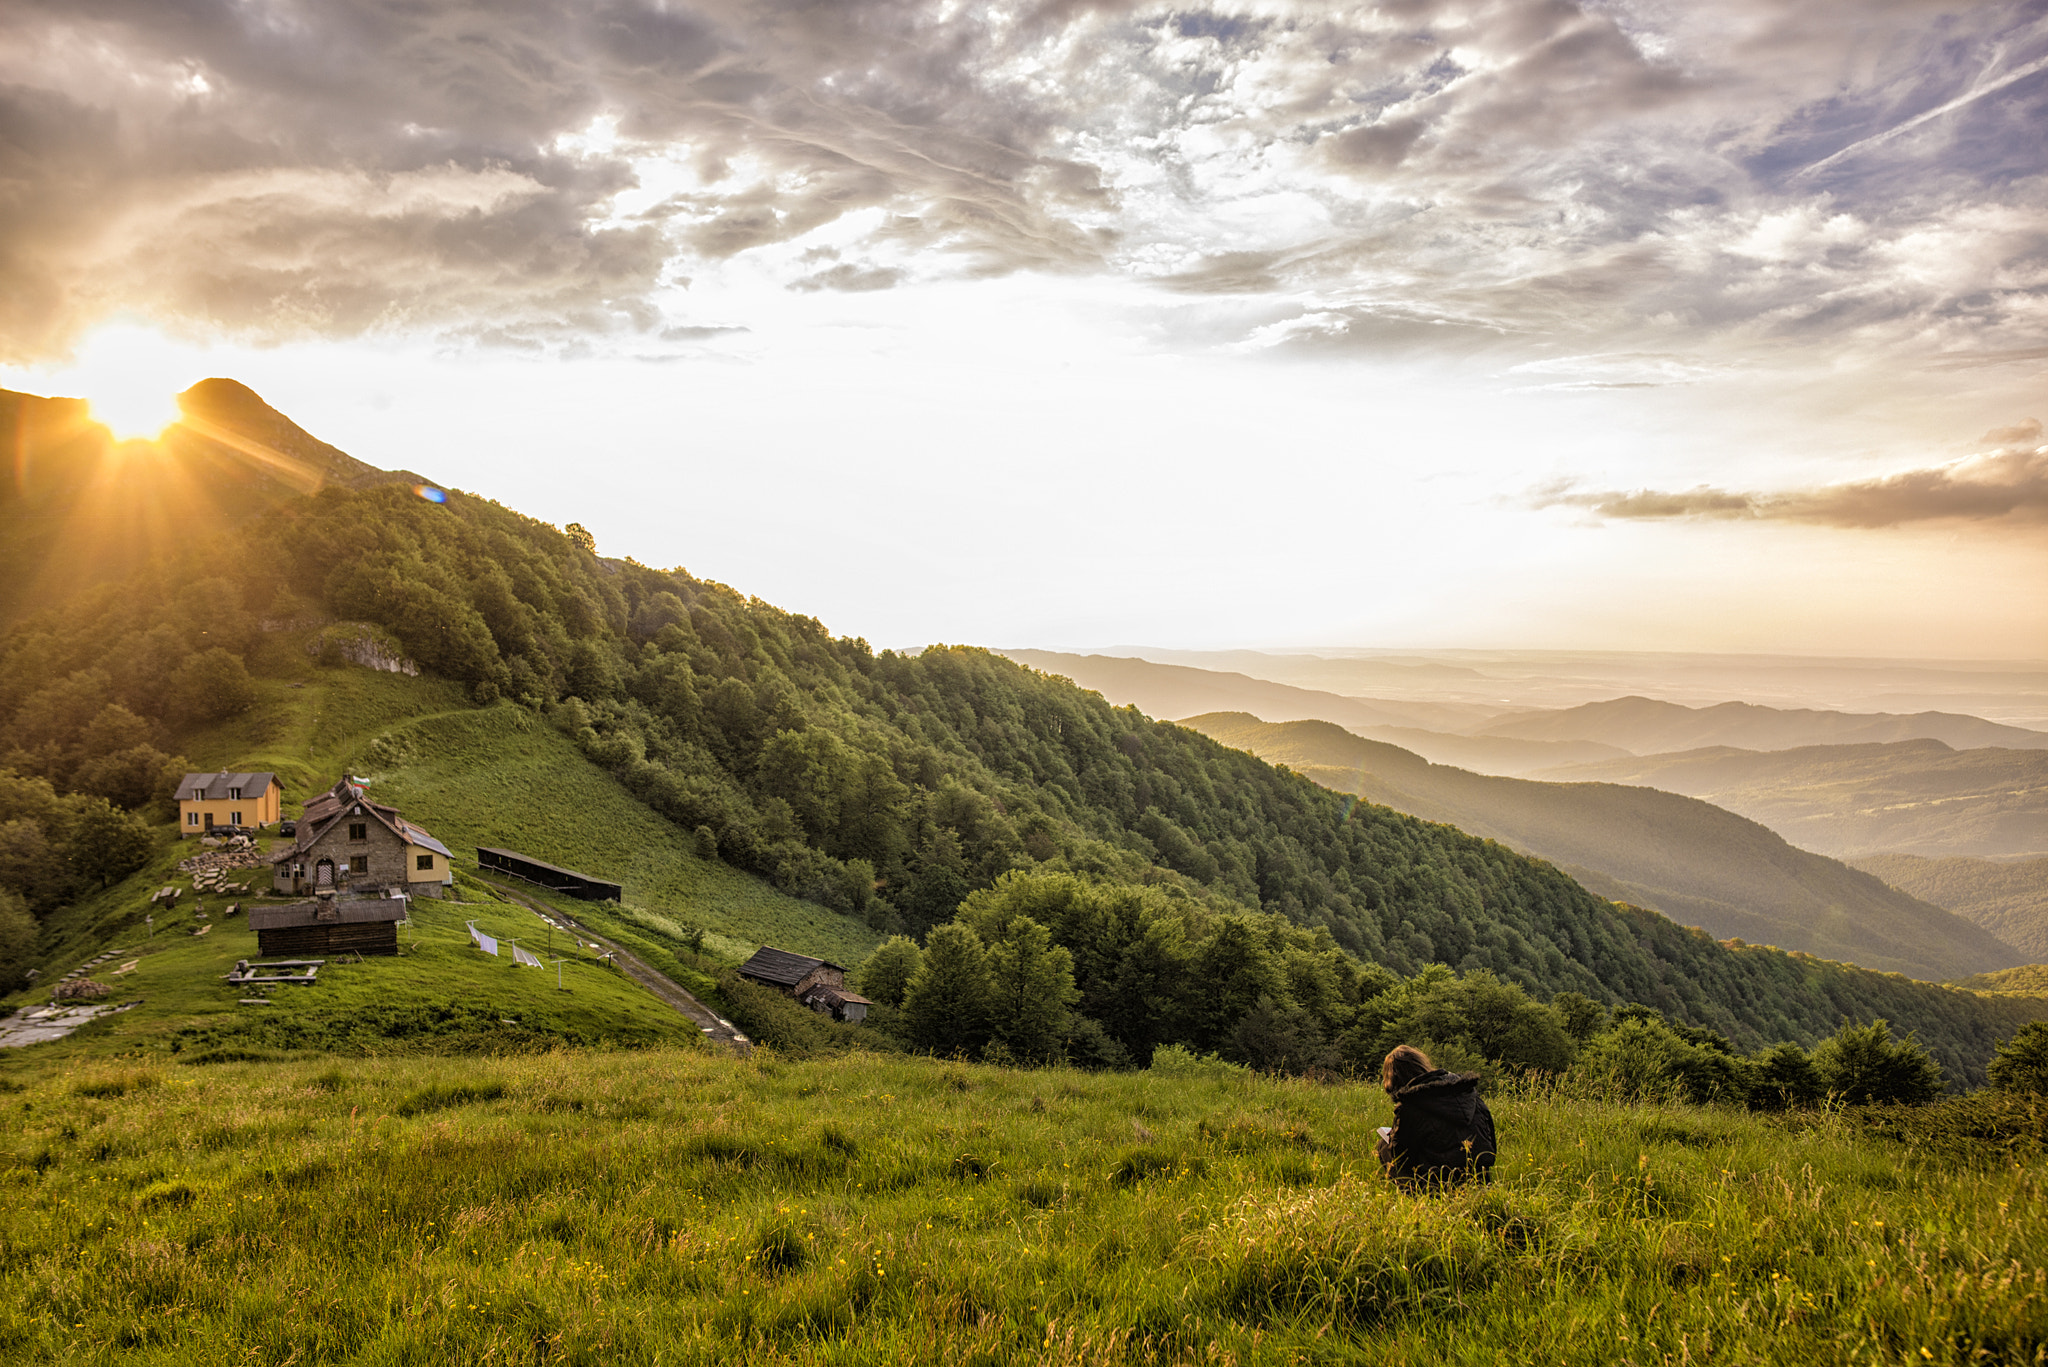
(246, 893), (408, 956)
(737, 946), (872, 1023)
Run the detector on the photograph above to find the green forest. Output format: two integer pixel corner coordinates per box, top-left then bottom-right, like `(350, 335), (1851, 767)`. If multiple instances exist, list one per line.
(2, 474), (2042, 1084)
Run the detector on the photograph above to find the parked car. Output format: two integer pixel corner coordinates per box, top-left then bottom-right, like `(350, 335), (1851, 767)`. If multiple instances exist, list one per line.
(278, 820), (297, 837)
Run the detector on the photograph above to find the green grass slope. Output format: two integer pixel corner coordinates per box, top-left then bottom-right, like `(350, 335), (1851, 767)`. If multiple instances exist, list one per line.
(1854, 853), (2048, 959)
(1186, 712), (2023, 982)
(0, 832), (700, 1063)
(0, 1048), (2041, 1364)
(2, 655), (881, 1063)
(176, 652), (883, 970)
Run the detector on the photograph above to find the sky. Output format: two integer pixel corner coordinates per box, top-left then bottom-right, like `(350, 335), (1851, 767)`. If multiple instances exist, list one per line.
(2, 0), (2045, 658)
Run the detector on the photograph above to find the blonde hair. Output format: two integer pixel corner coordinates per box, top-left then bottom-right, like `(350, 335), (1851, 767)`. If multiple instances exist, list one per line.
(1381, 1044), (1434, 1094)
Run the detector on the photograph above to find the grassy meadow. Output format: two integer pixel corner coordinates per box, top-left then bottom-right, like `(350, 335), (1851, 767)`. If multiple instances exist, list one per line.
(182, 652), (884, 968)
(0, 1046), (2042, 1366)
(3, 653), (885, 1060)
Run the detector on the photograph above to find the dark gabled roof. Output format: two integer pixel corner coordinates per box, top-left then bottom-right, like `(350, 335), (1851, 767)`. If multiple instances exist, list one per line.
(288, 777), (448, 858)
(736, 946), (843, 988)
(247, 895), (409, 929)
(177, 771), (278, 802)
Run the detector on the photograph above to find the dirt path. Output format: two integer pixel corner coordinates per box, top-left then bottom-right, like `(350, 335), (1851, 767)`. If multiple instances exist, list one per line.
(474, 876), (751, 1055)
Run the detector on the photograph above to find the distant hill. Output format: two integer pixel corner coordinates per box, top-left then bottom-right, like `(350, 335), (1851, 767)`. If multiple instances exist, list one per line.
(1854, 854), (2048, 959)
(998, 650), (1625, 775)
(1185, 712), (2025, 983)
(1483, 694), (2048, 754)
(0, 379), (423, 625)
(1540, 742), (2048, 859)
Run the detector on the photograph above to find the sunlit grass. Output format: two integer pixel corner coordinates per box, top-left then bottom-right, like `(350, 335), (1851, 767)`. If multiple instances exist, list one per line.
(1, 1050), (2040, 1364)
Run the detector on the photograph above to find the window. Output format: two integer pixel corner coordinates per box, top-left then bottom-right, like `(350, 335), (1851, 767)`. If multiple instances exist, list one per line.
(350, 855), (369, 874)
(229, 787), (242, 801)
(349, 822), (368, 841)
(230, 811), (242, 825)
(416, 854), (435, 872)
(186, 812), (199, 826)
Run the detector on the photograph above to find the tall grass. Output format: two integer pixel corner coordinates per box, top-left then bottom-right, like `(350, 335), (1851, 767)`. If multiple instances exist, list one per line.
(1, 1049), (2040, 1364)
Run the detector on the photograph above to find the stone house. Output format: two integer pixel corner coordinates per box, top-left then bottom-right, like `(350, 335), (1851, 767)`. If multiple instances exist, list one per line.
(271, 777), (454, 899)
(736, 946), (873, 1023)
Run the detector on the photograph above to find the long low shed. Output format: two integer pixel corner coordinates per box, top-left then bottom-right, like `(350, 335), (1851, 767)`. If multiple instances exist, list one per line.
(476, 847), (623, 901)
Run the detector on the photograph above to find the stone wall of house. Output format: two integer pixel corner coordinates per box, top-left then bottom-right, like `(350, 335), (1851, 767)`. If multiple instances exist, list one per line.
(276, 812), (411, 897)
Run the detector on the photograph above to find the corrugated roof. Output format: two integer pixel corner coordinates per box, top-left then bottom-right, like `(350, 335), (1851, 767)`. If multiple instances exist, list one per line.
(476, 847), (618, 887)
(737, 946), (842, 987)
(398, 820), (451, 859)
(176, 771), (278, 802)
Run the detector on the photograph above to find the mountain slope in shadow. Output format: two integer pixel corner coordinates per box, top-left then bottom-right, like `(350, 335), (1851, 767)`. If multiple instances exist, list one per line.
(1853, 853), (2048, 960)
(1184, 712), (2026, 983)
(1485, 694), (2048, 753)
(1540, 741), (2048, 859)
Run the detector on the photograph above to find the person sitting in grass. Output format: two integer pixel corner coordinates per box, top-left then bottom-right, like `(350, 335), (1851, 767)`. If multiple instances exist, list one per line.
(1375, 1044), (1496, 1189)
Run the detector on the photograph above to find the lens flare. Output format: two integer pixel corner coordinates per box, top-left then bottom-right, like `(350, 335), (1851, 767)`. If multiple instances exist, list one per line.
(414, 484), (448, 504)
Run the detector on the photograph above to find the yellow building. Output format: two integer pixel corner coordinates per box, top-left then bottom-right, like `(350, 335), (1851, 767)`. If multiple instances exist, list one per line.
(176, 770), (283, 836)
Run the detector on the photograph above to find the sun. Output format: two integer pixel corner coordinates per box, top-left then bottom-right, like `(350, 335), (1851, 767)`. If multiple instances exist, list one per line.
(55, 322), (191, 441)
(87, 385), (183, 442)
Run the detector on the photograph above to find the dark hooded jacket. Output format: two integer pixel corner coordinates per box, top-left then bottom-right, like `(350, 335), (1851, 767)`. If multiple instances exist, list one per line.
(1385, 1070), (1496, 1188)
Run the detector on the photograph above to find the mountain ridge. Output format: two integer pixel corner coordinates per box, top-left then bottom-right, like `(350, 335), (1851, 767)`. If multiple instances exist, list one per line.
(1182, 711), (2025, 983)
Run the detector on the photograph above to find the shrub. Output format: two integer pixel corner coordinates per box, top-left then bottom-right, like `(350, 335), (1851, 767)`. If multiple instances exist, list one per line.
(1812, 1020), (1944, 1106)
(1150, 1043), (1250, 1081)
(1987, 1022), (2048, 1097)
(1749, 1041), (1826, 1109)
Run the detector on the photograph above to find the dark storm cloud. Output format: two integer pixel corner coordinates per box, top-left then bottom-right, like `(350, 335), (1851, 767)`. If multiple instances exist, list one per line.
(2, 0), (2046, 362)
(1536, 421), (2048, 528)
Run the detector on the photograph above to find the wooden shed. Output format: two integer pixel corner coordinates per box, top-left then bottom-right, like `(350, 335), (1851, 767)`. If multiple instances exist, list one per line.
(737, 947), (870, 1022)
(246, 894), (408, 957)
(476, 847), (622, 901)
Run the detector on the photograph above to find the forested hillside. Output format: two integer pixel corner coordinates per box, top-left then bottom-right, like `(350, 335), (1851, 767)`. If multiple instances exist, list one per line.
(1183, 713), (2022, 982)
(1855, 853), (2048, 959)
(2, 383), (2043, 1082)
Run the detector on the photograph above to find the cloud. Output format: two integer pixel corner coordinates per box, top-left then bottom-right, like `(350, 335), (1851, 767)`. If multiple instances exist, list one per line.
(787, 263), (906, 293)
(0, 0), (2044, 366)
(1536, 420), (2048, 528)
